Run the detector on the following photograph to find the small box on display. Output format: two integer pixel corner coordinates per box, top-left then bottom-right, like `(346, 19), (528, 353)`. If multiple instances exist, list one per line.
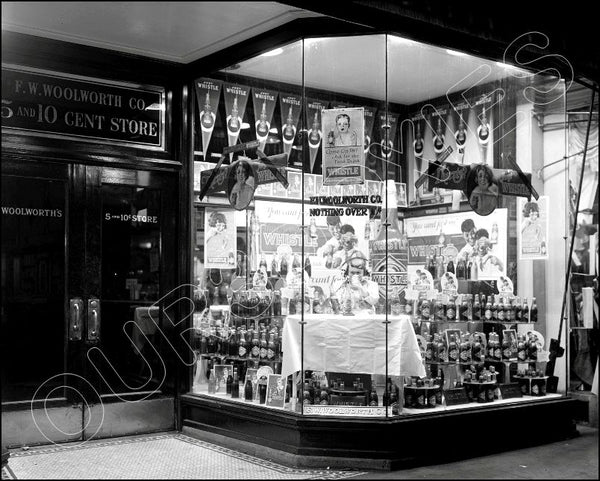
(404, 386), (442, 409)
(463, 381), (496, 403)
(457, 280), (497, 297)
(515, 376), (548, 396)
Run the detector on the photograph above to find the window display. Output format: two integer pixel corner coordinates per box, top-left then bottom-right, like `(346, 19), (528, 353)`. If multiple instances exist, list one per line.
(188, 34), (578, 419)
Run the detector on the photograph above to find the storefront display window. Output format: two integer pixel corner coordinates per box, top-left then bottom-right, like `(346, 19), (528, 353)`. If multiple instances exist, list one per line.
(188, 33), (577, 418)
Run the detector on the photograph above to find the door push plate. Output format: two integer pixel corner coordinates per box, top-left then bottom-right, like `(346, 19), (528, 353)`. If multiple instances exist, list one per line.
(87, 297), (101, 343)
(69, 298), (84, 341)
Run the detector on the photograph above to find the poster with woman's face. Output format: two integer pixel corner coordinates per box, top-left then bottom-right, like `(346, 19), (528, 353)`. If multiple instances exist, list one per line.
(204, 208), (237, 269)
(517, 196), (549, 260)
(466, 163), (499, 216)
(227, 159), (256, 210)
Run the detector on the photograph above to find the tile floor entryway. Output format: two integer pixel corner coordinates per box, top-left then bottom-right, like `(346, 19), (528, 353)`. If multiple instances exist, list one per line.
(3, 425), (598, 479)
(4, 433), (364, 480)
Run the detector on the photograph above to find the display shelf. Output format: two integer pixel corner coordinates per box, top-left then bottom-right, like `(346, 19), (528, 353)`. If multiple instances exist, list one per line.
(425, 359), (538, 365)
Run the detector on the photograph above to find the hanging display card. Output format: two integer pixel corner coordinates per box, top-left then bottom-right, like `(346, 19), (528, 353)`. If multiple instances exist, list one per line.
(322, 107), (365, 185)
(204, 208), (237, 269)
(517, 196), (549, 260)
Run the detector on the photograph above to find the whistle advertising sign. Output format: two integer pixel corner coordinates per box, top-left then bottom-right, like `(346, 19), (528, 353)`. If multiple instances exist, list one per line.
(2, 65), (165, 149)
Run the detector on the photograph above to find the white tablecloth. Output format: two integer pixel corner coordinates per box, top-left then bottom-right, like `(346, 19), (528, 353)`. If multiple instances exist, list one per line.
(281, 314), (426, 378)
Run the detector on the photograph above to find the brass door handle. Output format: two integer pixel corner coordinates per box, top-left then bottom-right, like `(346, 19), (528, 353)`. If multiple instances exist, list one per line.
(87, 297), (101, 342)
(69, 298), (83, 341)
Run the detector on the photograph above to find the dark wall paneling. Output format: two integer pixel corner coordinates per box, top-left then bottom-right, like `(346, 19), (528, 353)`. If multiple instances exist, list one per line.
(2, 31), (184, 168)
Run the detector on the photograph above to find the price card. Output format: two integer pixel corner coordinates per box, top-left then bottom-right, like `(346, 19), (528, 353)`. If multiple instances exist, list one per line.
(444, 387), (469, 406)
(499, 382), (523, 399)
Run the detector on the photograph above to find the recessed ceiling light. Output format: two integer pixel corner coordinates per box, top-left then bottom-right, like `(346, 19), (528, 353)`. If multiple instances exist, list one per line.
(446, 49), (466, 57)
(389, 35), (416, 46)
(260, 48), (283, 57)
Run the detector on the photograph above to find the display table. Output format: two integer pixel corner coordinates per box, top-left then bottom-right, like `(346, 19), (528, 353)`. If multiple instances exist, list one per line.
(281, 314), (426, 378)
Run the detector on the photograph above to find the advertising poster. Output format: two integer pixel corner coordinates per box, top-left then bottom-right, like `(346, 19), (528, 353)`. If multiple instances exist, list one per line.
(254, 200), (369, 296)
(322, 107), (365, 186)
(204, 208), (237, 269)
(404, 208), (508, 281)
(517, 196), (549, 260)
(194, 78), (222, 160)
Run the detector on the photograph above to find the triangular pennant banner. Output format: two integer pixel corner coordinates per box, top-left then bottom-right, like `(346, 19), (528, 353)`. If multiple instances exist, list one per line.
(194, 78), (222, 160)
(223, 83), (250, 160)
(252, 88), (278, 152)
(279, 93), (302, 158)
(305, 98), (328, 173)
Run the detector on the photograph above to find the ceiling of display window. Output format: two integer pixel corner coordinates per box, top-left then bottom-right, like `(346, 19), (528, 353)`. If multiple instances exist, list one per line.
(229, 36), (524, 105)
(2, 1), (526, 105)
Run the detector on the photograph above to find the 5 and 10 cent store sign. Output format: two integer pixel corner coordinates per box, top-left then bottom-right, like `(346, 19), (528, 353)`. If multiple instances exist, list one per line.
(1, 65), (165, 149)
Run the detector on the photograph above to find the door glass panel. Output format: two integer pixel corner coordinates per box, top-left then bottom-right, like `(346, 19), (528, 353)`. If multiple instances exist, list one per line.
(98, 184), (163, 395)
(1, 176), (66, 402)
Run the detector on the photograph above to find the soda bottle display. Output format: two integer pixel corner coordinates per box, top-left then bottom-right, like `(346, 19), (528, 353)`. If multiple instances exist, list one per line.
(517, 334), (528, 361)
(425, 334), (434, 362)
(521, 298), (529, 322)
(456, 258), (467, 279)
(446, 297), (457, 321)
(370, 180), (408, 303)
(446, 259), (455, 275)
(271, 257), (279, 278)
(502, 333), (512, 360)
(497, 299), (505, 322)
(459, 296), (469, 321)
(484, 297), (493, 321)
(504, 298), (512, 322)
(369, 387), (379, 406)
(231, 368), (240, 398)
(472, 294), (481, 322)
(426, 255), (437, 279)
(226, 368), (233, 395)
(435, 256), (445, 280)
(515, 297), (522, 322)
(244, 377), (253, 401)
(530, 297), (538, 323)
(459, 333), (472, 363)
(259, 332), (268, 360)
(448, 334), (459, 362)
(528, 334), (538, 361)
(472, 334), (484, 362)
(434, 297), (445, 322)
(208, 368), (216, 394)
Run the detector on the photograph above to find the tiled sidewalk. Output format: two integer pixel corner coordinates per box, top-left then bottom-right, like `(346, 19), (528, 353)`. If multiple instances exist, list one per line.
(5, 433), (364, 480)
